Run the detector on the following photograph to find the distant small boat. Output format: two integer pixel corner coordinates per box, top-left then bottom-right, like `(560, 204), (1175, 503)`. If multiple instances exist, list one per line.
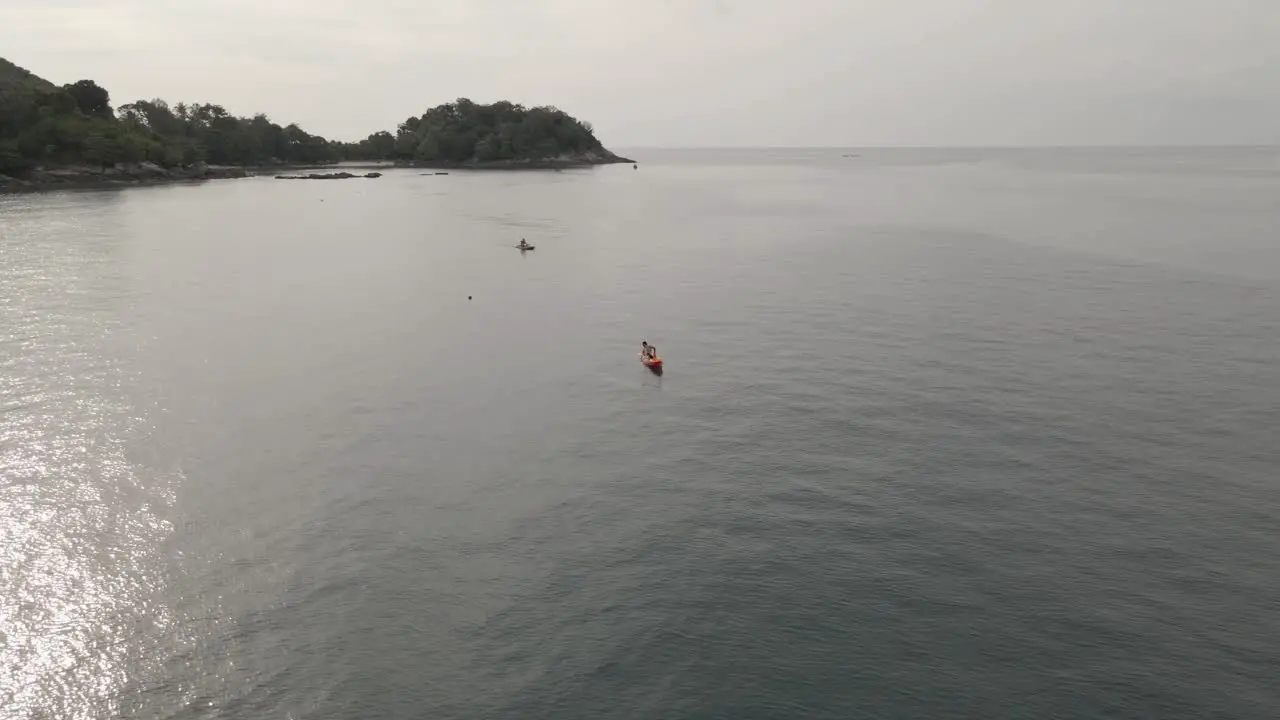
(640, 353), (663, 374)
(517, 244), (535, 251)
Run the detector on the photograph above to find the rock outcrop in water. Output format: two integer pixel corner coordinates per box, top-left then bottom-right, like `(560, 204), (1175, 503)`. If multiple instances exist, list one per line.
(274, 171), (382, 180)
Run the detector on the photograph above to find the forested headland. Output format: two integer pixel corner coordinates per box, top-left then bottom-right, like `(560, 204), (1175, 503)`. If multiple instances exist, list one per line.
(1, 57), (632, 189)
(340, 98), (630, 168)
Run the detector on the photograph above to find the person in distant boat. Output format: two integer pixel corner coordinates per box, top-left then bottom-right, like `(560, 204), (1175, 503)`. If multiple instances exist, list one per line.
(641, 341), (657, 359)
(518, 238), (530, 249)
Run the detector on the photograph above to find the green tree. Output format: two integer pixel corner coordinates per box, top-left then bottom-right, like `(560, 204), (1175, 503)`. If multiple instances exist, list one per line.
(117, 131), (146, 163)
(82, 128), (120, 169)
(367, 131), (394, 159)
(64, 79), (112, 117)
(474, 135), (501, 162)
(0, 139), (26, 172)
(416, 133), (440, 160)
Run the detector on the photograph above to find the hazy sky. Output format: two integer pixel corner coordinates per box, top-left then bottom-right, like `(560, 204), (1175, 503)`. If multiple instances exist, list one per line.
(2, 0), (1278, 147)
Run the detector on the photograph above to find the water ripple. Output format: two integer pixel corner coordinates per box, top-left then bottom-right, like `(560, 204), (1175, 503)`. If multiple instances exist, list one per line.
(1, 194), (178, 720)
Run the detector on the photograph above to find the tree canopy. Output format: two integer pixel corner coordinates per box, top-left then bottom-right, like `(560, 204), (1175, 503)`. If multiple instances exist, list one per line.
(1, 57), (623, 176)
(1, 58), (339, 174)
(334, 98), (612, 164)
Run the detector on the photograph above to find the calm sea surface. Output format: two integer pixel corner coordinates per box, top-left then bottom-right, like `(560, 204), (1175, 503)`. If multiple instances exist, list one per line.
(2, 147), (1279, 719)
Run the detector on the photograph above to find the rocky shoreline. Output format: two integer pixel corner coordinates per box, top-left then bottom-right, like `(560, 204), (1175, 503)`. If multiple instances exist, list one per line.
(394, 149), (636, 170)
(0, 161), (252, 193)
(0, 151), (636, 193)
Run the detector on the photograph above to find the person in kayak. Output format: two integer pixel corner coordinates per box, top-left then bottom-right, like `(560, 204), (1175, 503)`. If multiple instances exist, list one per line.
(641, 341), (657, 359)
(518, 238), (531, 249)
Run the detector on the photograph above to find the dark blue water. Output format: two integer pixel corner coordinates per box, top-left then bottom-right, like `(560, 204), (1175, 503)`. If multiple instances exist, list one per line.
(2, 148), (1279, 719)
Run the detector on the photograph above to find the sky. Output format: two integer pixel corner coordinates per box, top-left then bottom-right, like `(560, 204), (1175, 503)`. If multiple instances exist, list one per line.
(1, 0), (1278, 147)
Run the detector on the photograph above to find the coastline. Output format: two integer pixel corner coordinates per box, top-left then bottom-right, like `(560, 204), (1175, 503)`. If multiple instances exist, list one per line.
(0, 162), (252, 194)
(393, 151), (637, 171)
(0, 153), (637, 194)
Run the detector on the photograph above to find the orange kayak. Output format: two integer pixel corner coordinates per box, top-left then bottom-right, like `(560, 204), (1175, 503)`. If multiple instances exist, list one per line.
(641, 354), (663, 372)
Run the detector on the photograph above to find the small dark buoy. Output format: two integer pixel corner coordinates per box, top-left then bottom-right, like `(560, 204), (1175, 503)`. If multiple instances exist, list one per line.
(468, 295), (472, 300)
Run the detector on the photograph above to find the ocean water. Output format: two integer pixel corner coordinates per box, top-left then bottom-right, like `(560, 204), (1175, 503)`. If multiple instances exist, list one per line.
(2, 147), (1278, 719)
